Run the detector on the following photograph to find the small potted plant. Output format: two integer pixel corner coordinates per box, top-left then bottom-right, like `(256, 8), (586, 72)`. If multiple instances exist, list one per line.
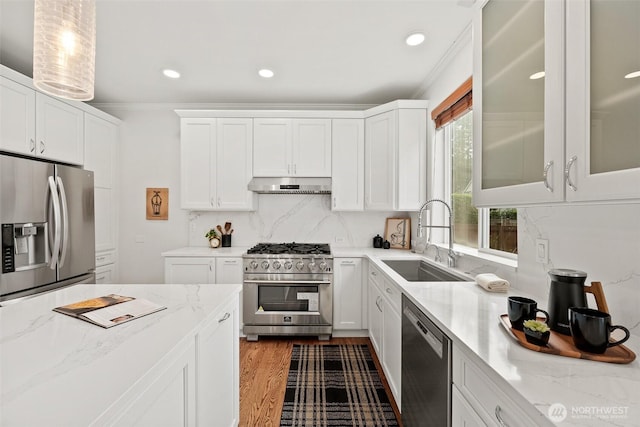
(523, 319), (551, 346)
(205, 229), (220, 248)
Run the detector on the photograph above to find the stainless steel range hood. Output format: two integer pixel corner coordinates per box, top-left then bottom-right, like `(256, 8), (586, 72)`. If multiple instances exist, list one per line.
(248, 177), (331, 194)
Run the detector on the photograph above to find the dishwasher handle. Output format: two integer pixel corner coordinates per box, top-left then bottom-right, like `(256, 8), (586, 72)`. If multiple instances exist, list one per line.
(404, 306), (444, 359)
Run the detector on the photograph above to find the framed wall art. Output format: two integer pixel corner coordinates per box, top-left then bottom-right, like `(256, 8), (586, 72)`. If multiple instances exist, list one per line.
(146, 188), (168, 220)
(384, 217), (411, 250)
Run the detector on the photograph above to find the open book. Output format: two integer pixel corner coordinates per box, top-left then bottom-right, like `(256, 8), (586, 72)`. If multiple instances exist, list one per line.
(53, 294), (166, 328)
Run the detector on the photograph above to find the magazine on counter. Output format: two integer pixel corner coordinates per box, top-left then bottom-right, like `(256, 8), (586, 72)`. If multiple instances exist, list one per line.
(53, 294), (166, 328)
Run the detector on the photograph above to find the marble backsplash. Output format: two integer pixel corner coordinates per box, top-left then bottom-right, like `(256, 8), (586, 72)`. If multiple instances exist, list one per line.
(187, 194), (401, 249)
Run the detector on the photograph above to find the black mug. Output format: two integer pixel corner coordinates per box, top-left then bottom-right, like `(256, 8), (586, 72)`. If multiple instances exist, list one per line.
(508, 296), (549, 331)
(568, 307), (630, 354)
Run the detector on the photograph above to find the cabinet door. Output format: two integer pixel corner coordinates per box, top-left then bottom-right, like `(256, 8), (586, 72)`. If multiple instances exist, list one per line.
(35, 92), (84, 165)
(452, 386), (487, 427)
(197, 298), (239, 427)
(368, 279), (383, 355)
(85, 114), (118, 252)
(253, 118), (292, 176)
(0, 76), (35, 155)
(216, 118), (256, 210)
(180, 119), (216, 209)
(397, 109), (427, 210)
(565, 0), (640, 201)
(472, 0), (565, 207)
(382, 302), (402, 407)
(331, 119), (365, 211)
(365, 111), (396, 210)
(215, 257), (243, 284)
(292, 119), (331, 177)
(333, 258), (363, 330)
(164, 258), (215, 284)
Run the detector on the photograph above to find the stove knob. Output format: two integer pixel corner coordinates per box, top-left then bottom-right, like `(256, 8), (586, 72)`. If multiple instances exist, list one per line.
(272, 260), (281, 270)
(261, 260), (270, 270)
(249, 261), (259, 270)
(308, 261), (317, 270)
(319, 261), (327, 271)
(296, 261), (305, 271)
(284, 261), (293, 270)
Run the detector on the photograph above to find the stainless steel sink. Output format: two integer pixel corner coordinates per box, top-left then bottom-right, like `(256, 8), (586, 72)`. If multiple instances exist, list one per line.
(382, 259), (468, 282)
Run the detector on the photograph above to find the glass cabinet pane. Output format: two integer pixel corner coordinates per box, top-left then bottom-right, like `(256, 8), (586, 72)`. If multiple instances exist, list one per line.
(590, 0), (640, 174)
(481, 0), (545, 189)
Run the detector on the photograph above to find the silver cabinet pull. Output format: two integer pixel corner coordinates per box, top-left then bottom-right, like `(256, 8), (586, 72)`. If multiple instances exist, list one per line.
(565, 155), (578, 191)
(288, 164), (291, 175)
(385, 287), (393, 294)
(375, 296), (382, 312)
(543, 160), (553, 192)
(371, 271), (377, 276)
(210, 197), (215, 207)
(495, 405), (509, 427)
(30, 139), (35, 152)
(218, 312), (231, 323)
(39, 141), (45, 154)
(217, 197), (221, 207)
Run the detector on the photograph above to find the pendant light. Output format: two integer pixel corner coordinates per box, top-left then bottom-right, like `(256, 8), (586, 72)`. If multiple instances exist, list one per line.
(33, 0), (96, 101)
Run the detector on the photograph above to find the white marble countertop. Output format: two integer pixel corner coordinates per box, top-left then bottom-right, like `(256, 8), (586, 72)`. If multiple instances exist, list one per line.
(363, 252), (640, 427)
(0, 283), (241, 427)
(161, 246), (250, 257)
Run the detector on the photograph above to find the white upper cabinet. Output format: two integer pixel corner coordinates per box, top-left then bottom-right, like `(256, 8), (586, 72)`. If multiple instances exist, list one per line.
(1, 77), (84, 165)
(474, 0), (639, 206)
(35, 92), (84, 165)
(473, 0), (565, 207)
(180, 118), (256, 211)
(331, 118), (365, 211)
(365, 106), (427, 211)
(565, 0), (640, 201)
(253, 118), (331, 177)
(0, 77), (35, 155)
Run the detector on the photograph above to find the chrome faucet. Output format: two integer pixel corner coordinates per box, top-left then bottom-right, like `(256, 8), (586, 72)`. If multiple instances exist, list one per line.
(417, 198), (458, 268)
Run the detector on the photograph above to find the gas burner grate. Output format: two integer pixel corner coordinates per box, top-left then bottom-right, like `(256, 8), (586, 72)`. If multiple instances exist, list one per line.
(247, 242), (331, 255)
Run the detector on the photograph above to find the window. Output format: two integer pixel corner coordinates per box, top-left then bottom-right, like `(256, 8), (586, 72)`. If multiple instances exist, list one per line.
(433, 79), (517, 257)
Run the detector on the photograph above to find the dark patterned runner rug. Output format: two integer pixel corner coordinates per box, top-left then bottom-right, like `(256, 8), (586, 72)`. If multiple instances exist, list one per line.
(280, 344), (399, 427)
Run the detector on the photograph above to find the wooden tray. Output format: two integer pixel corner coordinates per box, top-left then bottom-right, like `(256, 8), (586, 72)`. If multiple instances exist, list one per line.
(499, 315), (636, 364)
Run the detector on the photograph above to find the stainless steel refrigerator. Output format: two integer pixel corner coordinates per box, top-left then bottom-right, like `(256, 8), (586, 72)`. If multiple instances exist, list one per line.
(1, 154), (95, 302)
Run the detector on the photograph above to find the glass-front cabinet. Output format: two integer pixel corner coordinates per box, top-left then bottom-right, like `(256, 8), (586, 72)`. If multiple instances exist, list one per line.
(473, 0), (640, 206)
(565, 0), (640, 201)
(473, 0), (565, 207)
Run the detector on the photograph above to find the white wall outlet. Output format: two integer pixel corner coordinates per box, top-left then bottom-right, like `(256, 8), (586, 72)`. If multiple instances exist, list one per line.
(135, 235), (145, 243)
(535, 238), (549, 264)
(335, 237), (345, 243)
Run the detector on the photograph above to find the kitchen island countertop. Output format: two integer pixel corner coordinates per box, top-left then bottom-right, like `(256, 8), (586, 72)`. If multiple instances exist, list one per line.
(0, 283), (241, 426)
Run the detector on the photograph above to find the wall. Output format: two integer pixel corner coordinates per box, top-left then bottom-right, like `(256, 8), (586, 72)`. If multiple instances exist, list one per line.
(418, 33), (640, 331)
(101, 105), (398, 284)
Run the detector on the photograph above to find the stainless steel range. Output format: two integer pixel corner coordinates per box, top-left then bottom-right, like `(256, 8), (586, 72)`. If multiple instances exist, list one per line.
(242, 242), (333, 341)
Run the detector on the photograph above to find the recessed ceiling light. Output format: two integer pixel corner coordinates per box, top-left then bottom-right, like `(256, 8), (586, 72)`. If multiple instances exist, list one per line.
(162, 69), (180, 79)
(624, 70), (640, 79)
(258, 69), (274, 78)
(529, 71), (545, 80)
(405, 32), (425, 47)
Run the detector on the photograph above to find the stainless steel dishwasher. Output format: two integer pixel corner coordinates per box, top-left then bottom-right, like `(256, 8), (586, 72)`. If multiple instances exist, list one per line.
(402, 295), (451, 426)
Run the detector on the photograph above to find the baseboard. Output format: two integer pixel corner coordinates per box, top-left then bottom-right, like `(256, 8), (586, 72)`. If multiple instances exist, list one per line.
(332, 330), (369, 338)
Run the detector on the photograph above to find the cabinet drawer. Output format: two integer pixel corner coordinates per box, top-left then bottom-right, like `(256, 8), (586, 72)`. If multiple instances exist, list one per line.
(95, 265), (114, 284)
(453, 349), (540, 427)
(380, 277), (401, 313)
(95, 251), (115, 267)
(368, 264), (382, 286)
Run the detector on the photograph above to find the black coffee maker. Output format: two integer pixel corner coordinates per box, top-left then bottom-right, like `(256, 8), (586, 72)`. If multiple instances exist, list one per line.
(547, 269), (588, 335)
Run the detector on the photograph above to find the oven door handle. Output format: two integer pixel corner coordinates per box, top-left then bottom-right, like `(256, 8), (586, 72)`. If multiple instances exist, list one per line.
(243, 280), (331, 285)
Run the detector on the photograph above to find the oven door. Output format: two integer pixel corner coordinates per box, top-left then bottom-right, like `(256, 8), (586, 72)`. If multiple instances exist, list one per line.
(243, 280), (332, 326)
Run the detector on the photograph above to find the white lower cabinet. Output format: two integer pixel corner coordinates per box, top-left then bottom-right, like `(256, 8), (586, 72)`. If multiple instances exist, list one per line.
(367, 264), (401, 407)
(452, 386), (487, 427)
(453, 344), (551, 427)
(333, 258), (365, 330)
(97, 294), (240, 427)
(164, 257), (216, 284)
(196, 298), (239, 427)
(95, 264), (115, 284)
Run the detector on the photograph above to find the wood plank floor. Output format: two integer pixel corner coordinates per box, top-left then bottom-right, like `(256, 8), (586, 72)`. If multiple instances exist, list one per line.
(239, 336), (402, 426)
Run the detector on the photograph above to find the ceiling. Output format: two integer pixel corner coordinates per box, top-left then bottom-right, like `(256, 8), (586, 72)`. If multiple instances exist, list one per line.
(0, 0), (474, 106)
